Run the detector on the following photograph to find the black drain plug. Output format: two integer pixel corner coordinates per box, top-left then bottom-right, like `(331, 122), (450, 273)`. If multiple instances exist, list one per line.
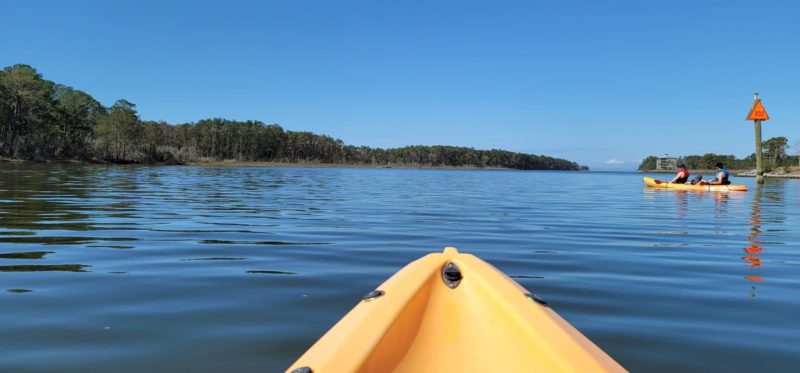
(442, 262), (462, 288)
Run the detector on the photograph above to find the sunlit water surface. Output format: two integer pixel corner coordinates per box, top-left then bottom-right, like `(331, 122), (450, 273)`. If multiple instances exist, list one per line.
(1, 165), (798, 372)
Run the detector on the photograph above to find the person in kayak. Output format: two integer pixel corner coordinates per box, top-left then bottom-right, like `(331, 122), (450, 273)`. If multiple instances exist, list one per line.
(700, 162), (731, 185)
(670, 163), (690, 183)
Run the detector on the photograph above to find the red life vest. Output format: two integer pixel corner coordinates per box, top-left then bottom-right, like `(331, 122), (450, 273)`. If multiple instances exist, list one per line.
(676, 168), (689, 183)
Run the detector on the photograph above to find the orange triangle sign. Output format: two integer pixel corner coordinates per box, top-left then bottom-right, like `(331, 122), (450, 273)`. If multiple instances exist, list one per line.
(746, 99), (769, 121)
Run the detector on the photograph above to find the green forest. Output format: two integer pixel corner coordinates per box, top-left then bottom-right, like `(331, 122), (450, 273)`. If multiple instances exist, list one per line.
(0, 64), (585, 171)
(638, 136), (798, 171)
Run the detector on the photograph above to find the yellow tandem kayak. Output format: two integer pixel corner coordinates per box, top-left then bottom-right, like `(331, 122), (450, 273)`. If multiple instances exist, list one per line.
(643, 176), (748, 192)
(287, 247), (625, 373)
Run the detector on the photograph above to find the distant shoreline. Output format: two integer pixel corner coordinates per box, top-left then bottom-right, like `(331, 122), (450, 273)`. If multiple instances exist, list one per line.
(0, 158), (593, 171)
(1, 157), (585, 171)
(186, 160), (515, 170)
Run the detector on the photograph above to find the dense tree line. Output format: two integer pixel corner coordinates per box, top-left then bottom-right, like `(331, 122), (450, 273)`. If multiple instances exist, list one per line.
(639, 137), (798, 171)
(0, 64), (584, 170)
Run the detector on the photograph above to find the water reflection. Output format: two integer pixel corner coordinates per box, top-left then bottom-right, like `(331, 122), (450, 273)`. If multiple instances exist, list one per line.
(647, 188), (765, 296)
(0, 236), (138, 245)
(245, 270), (298, 275)
(1, 165), (798, 371)
(744, 184), (764, 297)
(0, 165), (93, 231)
(713, 192), (728, 220)
(0, 264), (89, 272)
(674, 191), (688, 219)
(199, 240), (328, 245)
(0, 251), (53, 259)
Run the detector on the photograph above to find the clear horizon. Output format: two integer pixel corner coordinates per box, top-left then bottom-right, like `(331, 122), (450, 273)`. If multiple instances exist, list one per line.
(2, 0), (798, 170)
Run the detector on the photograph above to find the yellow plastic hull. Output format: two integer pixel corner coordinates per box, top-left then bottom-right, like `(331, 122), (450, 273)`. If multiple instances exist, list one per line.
(643, 176), (748, 192)
(287, 247), (625, 373)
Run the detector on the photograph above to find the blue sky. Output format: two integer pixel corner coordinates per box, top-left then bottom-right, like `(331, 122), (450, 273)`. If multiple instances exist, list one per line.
(2, 0), (798, 170)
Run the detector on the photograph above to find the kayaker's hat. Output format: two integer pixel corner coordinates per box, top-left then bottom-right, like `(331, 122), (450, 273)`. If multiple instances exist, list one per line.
(715, 162), (723, 168)
(677, 163), (686, 168)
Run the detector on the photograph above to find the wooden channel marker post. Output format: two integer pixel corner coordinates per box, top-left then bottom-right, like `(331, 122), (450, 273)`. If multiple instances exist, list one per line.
(746, 93), (769, 184)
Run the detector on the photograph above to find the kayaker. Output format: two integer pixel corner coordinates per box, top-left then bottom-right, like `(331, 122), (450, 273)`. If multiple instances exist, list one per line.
(669, 163), (690, 183)
(700, 162), (731, 185)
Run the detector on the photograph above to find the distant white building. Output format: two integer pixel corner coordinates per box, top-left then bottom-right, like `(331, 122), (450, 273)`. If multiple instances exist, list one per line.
(656, 155), (677, 171)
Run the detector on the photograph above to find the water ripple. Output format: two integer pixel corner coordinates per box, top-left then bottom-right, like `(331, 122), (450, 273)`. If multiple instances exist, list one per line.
(0, 165), (798, 372)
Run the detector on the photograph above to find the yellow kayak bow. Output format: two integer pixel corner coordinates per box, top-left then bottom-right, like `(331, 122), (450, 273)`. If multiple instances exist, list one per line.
(287, 247), (625, 372)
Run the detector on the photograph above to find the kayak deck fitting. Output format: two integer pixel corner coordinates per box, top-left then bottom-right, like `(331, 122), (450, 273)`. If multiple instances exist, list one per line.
(643, 176), (748, 192)
(287, 247), (624, 372)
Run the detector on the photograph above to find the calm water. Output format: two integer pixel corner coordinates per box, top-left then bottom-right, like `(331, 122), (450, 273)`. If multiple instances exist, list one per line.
(1, 165), (798, 372)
